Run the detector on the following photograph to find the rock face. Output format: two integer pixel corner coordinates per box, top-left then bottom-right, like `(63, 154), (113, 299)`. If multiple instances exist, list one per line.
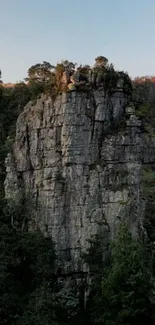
(5, 89), (147, 271)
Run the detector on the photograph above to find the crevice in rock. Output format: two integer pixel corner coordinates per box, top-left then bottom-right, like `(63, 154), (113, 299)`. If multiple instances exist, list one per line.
(26, 124), (34, 172)
(90, 93), (97, 140)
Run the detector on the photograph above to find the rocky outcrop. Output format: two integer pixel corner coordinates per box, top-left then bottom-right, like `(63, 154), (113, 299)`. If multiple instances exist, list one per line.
(5, 88), (149, 271)
(58, 57), (126, 92)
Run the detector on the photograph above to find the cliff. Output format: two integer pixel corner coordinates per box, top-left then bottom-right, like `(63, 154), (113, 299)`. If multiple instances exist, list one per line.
(4, 56), (155, 272)
(5, 80), (151, 272)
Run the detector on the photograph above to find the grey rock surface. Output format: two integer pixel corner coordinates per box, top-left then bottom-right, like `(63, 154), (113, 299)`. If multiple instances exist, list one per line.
(4, 89), (149, 271)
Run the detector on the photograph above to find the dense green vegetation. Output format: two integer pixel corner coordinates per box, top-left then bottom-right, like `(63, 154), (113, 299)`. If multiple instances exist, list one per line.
(85, 225), (155, 325)
(0, 82), (31, 197)
(0, 63), (155, 324)
(141, 167), (155, 241)
(134, 79), (155, 135)
(1, 194), (155, 325)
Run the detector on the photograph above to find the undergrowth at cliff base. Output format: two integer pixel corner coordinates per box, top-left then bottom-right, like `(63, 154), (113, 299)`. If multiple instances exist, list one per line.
(1, 192), (155, 325)
(141, 167), (155, 241)
(84, 223), (155, 325)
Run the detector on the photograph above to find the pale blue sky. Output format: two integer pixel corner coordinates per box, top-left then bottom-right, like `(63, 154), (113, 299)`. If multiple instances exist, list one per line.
(1, 0), (155, 82)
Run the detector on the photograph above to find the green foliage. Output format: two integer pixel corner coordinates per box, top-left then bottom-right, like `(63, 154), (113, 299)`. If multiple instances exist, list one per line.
(21, 285), (81, 325)
(77, 65), (90, 84)
(134, 80), (155, 135)
(26, 61), (55, 84)
(24, 58), (132, 97)
(119, 70), (133, 95)
(0, 83), (31, 141)
(54, 60), (76, 93)
(135, 101), (155, 135)
(21, 283), (63, 325)
(21, 284), (57, 325)
(5, 190), (36, 231)
(0, 194), (57, 325)
(103, 64), (118, 92)
(0, 83), (31, 197)
(141, 167), (155, 240)
(95, 56), (108, 67)
(86, 224), (154, 325)
(82, 234), (107, 273)
(134, 80), (155, 105)
(61, 60), (76, 71)
(25, 61), (56, 98)
(26, 60), (76, 98)
(100, 224), (154, 325)
(94, 64), (132, 95)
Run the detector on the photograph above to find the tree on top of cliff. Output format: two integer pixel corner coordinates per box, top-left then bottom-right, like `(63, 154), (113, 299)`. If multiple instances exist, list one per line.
(25, 61), (57, 98)
(95, 56), (108, 67)
(26, 61), (55, 84)
(61, 60), (76, 72)
(55, 60), (75, 80)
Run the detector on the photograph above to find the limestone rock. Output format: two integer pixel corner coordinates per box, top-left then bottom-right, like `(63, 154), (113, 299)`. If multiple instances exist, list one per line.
(117, 77), (124, 90)
(60, 71), (70, 86)
(4, 89), (149, 271)
(125, 104), (135, 115)
(70, 70), (80, 84)
(96, 70), (104, 87)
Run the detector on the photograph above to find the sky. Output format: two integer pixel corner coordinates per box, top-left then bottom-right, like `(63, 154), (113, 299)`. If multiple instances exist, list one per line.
(1, 0), (155, 82)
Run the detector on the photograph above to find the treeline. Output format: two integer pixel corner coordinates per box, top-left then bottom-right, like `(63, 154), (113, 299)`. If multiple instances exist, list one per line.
(134, 76), (155, 84)
(1, 56), (133, 99)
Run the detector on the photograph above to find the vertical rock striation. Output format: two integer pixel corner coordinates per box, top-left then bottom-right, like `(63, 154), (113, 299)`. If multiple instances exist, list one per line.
(5, 88), (147, 270)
